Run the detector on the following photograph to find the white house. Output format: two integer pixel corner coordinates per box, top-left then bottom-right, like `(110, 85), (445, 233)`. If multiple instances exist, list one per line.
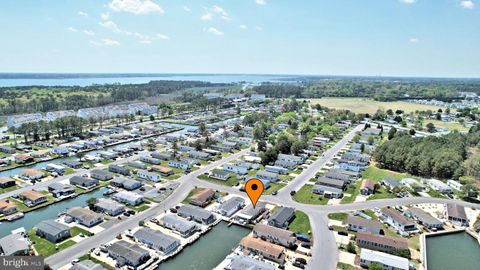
(137, 170), (161, 182)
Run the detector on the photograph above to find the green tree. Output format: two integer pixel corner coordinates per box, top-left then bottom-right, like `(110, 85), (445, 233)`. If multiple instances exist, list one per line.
(368, 262), (384, 270)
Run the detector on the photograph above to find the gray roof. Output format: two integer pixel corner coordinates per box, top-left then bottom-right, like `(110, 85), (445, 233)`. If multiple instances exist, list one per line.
(48, 182), (74, 192)
(227, 255), (275, 270)
(36, 220), (70, 235)
(345, 216), (382, 229)
(268, 207), (295, 225)
(159, 215), (197, 233)
(107, 240), (149, 263)
(256, 170), (278, 178)
(95, 198), (124, 212)
(178, 204), (214, 220)
(238, 202), (266, 217)
(91, 169), (113, 177)
(67, 207), (103, 224)
(406, 208), (442, 225)
(70, 260), (107, 270)
(0, 233), (30, 256)
(253, 224), (295, 240)
(446, 204), (467, 220)
(382, 178), (401, 188)
(220, 197), (245, 212)
(133, 227), (179, 249)
(316, 177), (345, 188)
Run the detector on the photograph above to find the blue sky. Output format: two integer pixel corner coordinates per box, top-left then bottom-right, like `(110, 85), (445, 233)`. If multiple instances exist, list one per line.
(0, 0), (479, 77)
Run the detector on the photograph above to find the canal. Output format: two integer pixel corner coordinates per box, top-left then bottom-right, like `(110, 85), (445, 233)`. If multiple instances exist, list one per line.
(0, 187), (107, 238)
(426, 232), (480, 270)
(157, 222), (250, 270)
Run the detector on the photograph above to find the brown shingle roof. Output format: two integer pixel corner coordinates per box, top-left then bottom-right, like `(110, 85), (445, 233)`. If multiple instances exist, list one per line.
(20, 190), (46, 201)
(356, 232), (408, 250)
(381, 208), (414, 226)
(345, 216), (382, 229)
(446, 204), (467, 220)
(253, 224), (295, 240)
(240, 236), (284, 258)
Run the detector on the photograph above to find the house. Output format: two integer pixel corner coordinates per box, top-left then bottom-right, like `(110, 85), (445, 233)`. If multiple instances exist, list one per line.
(112, 191), (144, 206)
(360, 248), (409, 270)
(107, 240), (150, 267)
(0, 145), (16, 154)
(381, 208), (417, 234)
(312, 136), (330, 147)
(445, 204), (468, 227)
(381, 178), (402, 190)
(66, 207), (103, 227)
(235, 202), (267, 224)
(225, 255), (275, 270)
(217, 197), (245, 217)
(45, 163), (65, 174)
(405, 208), (443, 230)
(223, 163), (248, 175)
(253, 224), (296, 248)
(95, 198), (125, 216)
(19, 169), (44, 180)
(0, 233), (30, 256)
(90, 169), (113, 181)
(316, 177), (346, 190)
(151, 165), (174, 176)
(426, 179), (452, 194)
(35, 220), (70, 243)
(325, 169), (353, 182)
(110, 177), (142, 190)
(447, 179), (463, 191)
(256, 171), (279, 182)
(189, 189), (215, 207)
(70, 176), (98, 188)
(360, 179), (375, 195)
(140, 156), (161, 165)
(356, 232), (410, 256)
(210, 169), (231, 181)
(19, 190), (47, 206)
(203, 148), (221, 156)
(133, 227), (180, 255)
(168, 160), (190, 171)
(239, 236), (285, 264)
(244, 155), (262, 163)
(268, 207), (295, 229)
(274, 160), (298, 170)
(312, 183), (343, 198)
(108, 164), (130, 176)
(62, 160), (83, 169)
(136, 170), (161, 182)
(277, 154), (303, 165)
(265, 165), (289, 175)
(52, 147), (70, 156)
(189, 150), (211, 161)
(0, 200), (17, 215)
(158, 215), (197, 237)
(128, 161), (147, 170)
(97, 151), (118, 160)
(0, 177), (15, 188)
(70, 260), (107, 270)
(401, 178), (427, 192)
(48, 182), (75, 198)
(178, 145), (195, 152)
(345, 216), (383, 234)
(177, 204), (216, 225)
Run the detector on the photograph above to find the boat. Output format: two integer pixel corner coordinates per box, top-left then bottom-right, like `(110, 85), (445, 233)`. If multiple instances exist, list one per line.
(6, 213), (24, 221)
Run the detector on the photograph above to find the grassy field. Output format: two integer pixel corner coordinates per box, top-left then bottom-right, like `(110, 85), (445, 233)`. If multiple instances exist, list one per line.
(341, 181), (362, 204)
(362, 166), (410, 183)
(328, 212), (348, 222)
(308, 98), (446, 114)
(288, 210), (312, 237)
(337, 262), (360, 270)
(292, 184), (329, 205)
(367, 186), (397, 201)
(263, 182), (286, 195)
(425, 120), (469, 132)
(27, 229), (76, 257)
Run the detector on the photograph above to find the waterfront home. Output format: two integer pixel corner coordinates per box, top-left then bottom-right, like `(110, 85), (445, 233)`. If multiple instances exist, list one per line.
(225, 255), (275, 270)
(136, 170), (161, 182)
(140, 156), (161, 165)
(223, 163), (248, 175)
(268, 207), (295, 229)
(31, 149), (51, 158)
(52, 147), (70, 156)
(239, 236), (285, 264)
(404, 208), (443, 230)
(70, 176), (98, 188)
(217, 197), (245, 217)
(95, 198), (125, 216)
(360, 248), (409, 270)
(128, 161), (147, 170)
(256, 171), (279, 183)
(177, 204), (216, 225)
(381, 208), (417, 234)
(158, 214), (198, 237)
(345, 216), (383, 234)
(168, 160), (190, 171)
(108, 164), (130, 176)
(312, 184), (343, 198)
(112, 191), (144, 206)
(360, 179), (375, 196)
(316, 177), (346, 190)
(189, 189), (215, 207)
(151, 165), (174, 176)
(356, 232), (409, 257)
(62, 160), (83, 169)
(210, 169), (231, 181)
(70, 260), (107, 270)
(19, 169), (44, 180)
(133, 227), (180, 255)
(0, 177), (15, 188)
(0, 200), (17, 215)
(35, 220), (70, 243)
(45, 163), (65, 174)
(381, 178), (402, 190)
(445, 204), (469, 227)
(400, 178), (427, 193)
(107, 240), (150, 268)
(235, 202), (267, 224)
(277, 154), (303, 165)
(265, 165), (289, 175)
(110, 177), (142, 191)
(48, 183), (75, 198)
(447, 179), (463, 191)
(66, 207), (103, 227)
(19, 190), (47, 207)
(90, 169), (114, 181)
(188, 150), (211, 161)
(426, 179), (452, 194)
(253, 224), (296, 248)
(0, 145), (16, 154)
(0, 233), (30, 256)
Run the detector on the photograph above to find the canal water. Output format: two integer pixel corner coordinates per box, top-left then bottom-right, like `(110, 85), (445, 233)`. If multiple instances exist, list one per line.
(157, 222), (250, 270)
(426, 232), (480, 270)
(0, 187), (107, 238)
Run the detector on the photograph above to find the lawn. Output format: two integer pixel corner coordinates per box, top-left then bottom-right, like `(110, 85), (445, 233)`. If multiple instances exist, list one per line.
(0, 185), (17, 194)
(198, 174), (239, 186)
(28, 229), (76, 257)
(292, 184), (329, 205)
(425, 120), (468, 132)
(263, 182), (286, 195)
(362, 166), (410, 183)
(182, 187), (207, 203)
(70, 226), (93, 237)
(307, 98), (447, 114)
(341, 181), (361, 204)
(337, 262), (360, 270)
(367, 186), (397, 201)
(288, 210), (312, 237)
(328, 212), (348, 222)
(126, 202), (150, 212)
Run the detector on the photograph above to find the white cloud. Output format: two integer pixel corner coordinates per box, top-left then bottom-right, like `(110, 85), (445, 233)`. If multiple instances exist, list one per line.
(255, 26), (263, 31)
(212, 5), (228, 17)
(101, 12), (110, 21)
(201, 5), (231, 21)
(78, 11), (89, 17)
(399, 0), (416, 4)
(255, 0), (267, 5)
(239, 24), (247, 29)
(409, 38), (419, 43)
(67, 27), (78, 32)
(99, 20), (121, 32)
(156, 33), (170, 40)
(83, 30), (95, 36)
(139, 39), (152, 44)
(206, 27), (223, 36)
(183, 6), (191, 12)
(102, 38), (120, 46)
(109, 0), (164, 15)
(460, 0), (475, 9)
(200, 13), (213, 21)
